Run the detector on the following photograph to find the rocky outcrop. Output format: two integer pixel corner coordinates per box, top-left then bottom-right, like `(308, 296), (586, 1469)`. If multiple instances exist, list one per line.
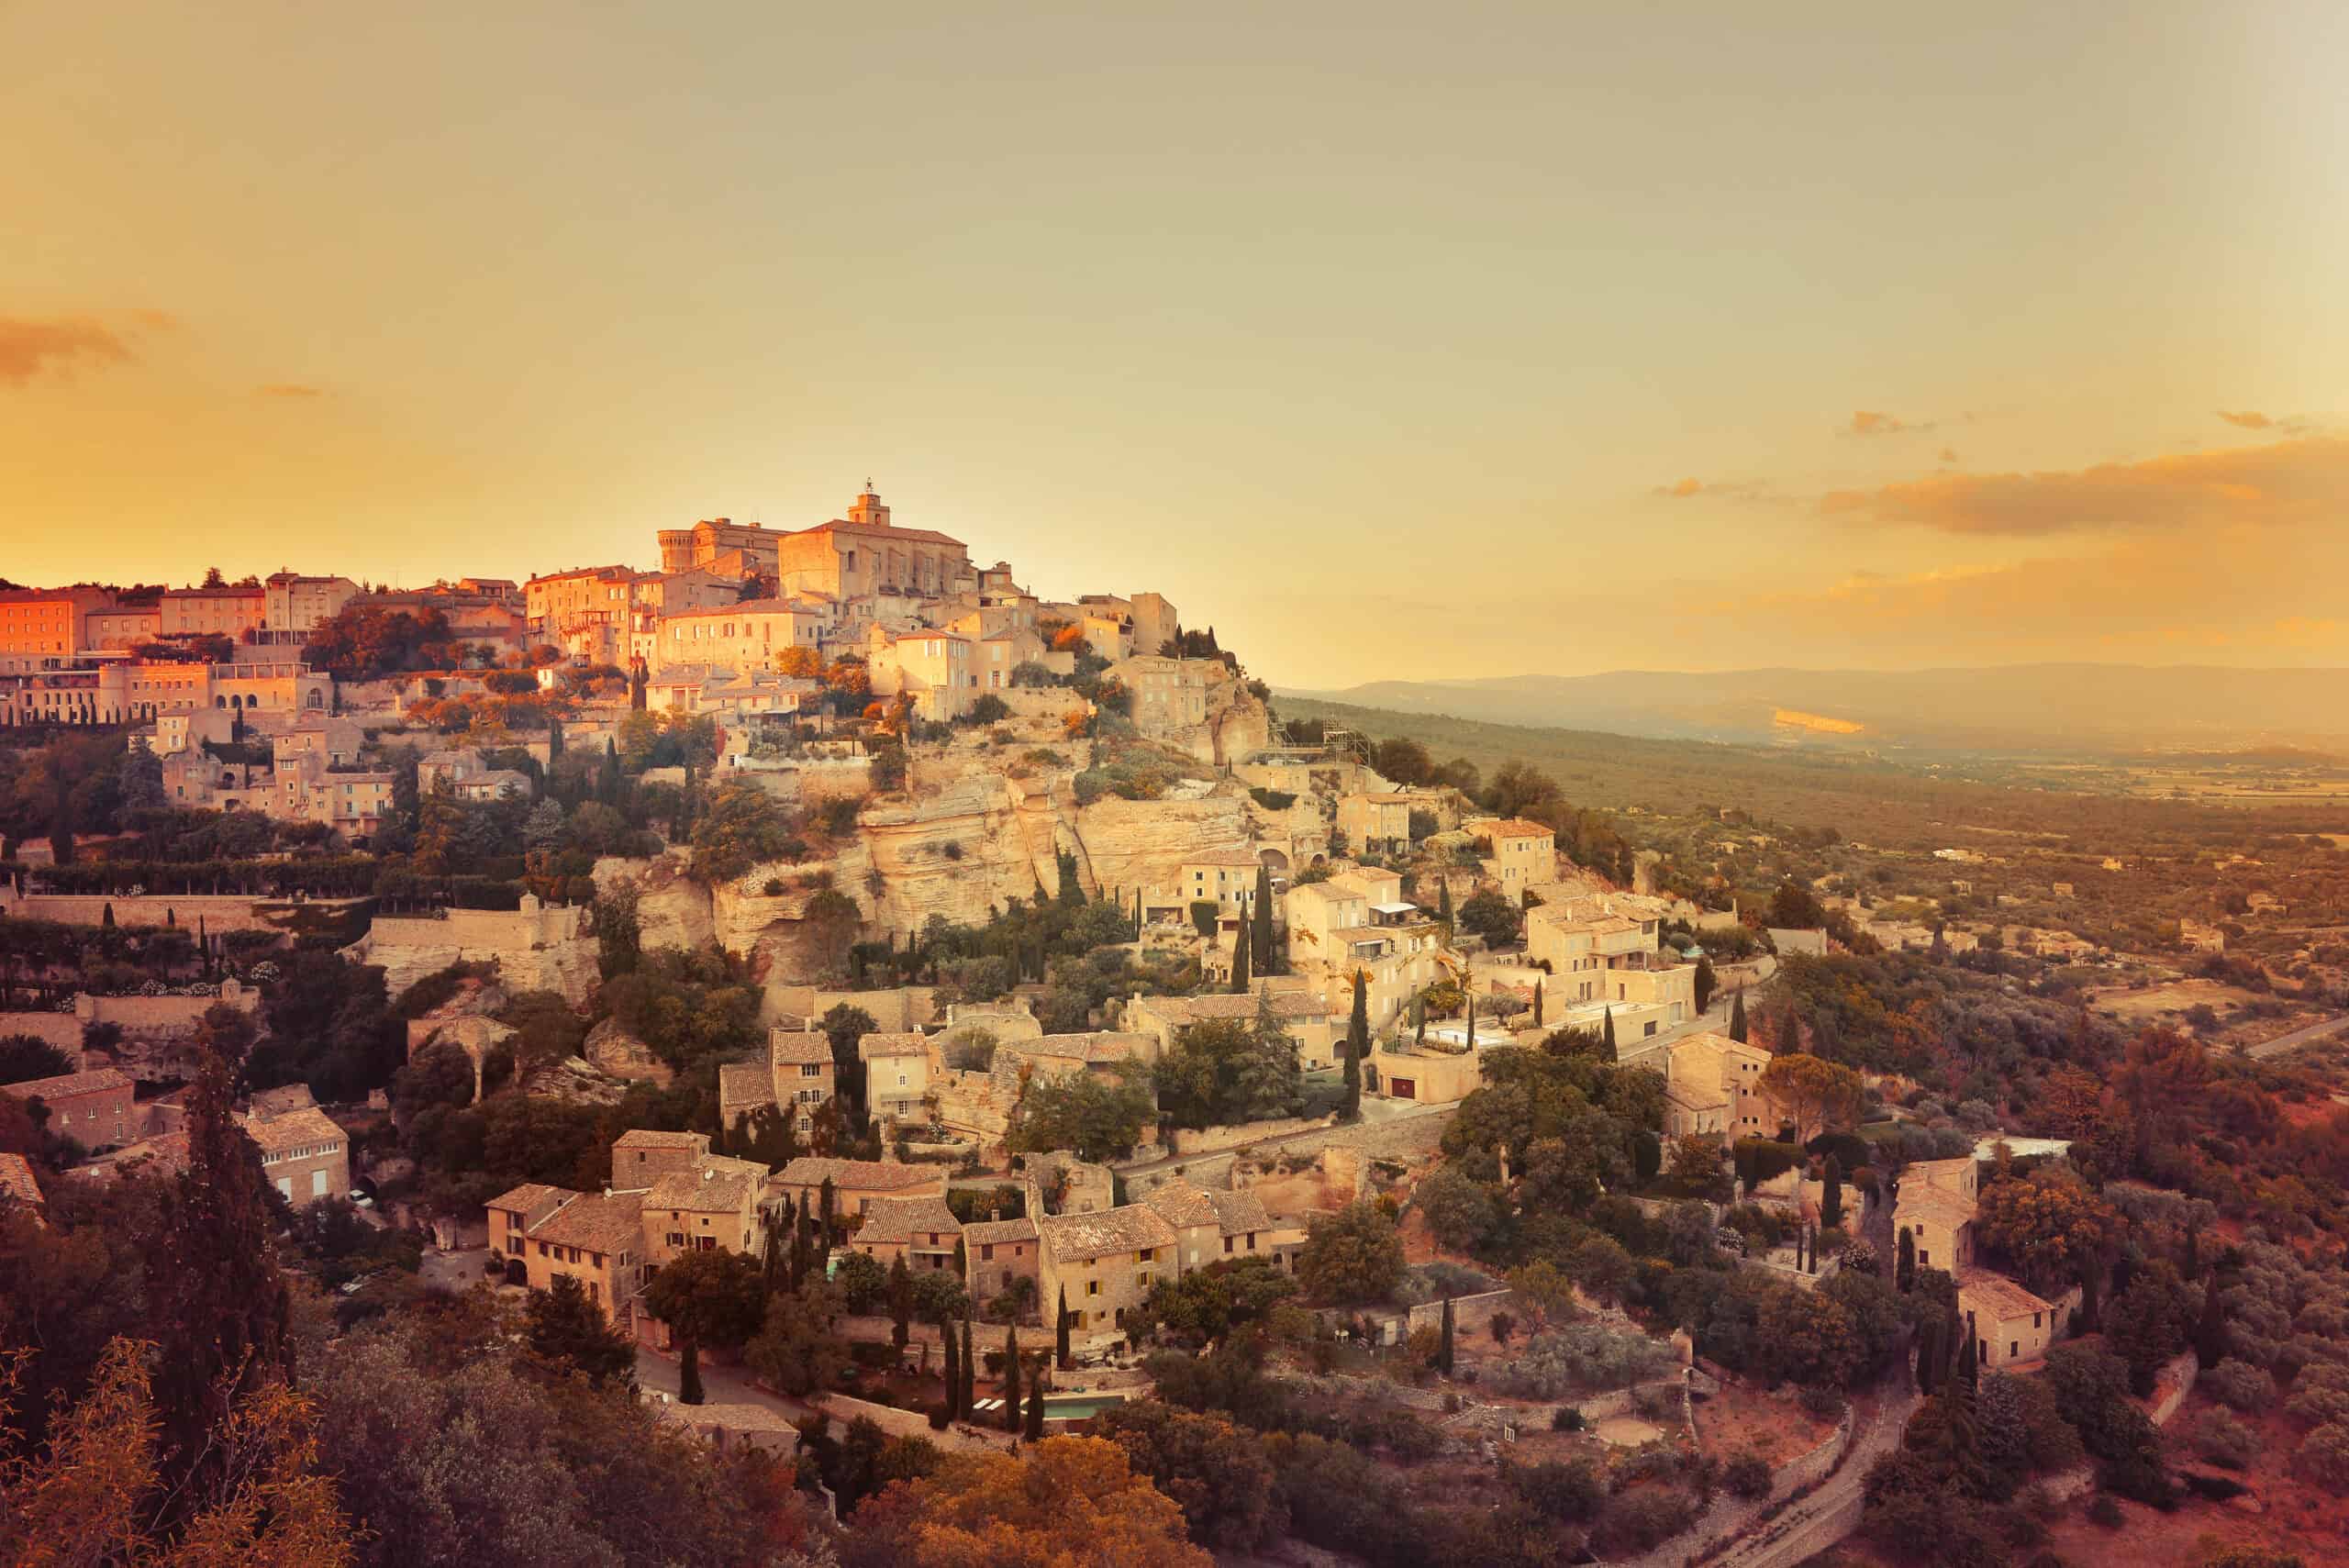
(521, 1054), (633, 1108)
(1072, 791), (1253, 905)
(583, 1018), (672, 1087)
(345, 932), (597, 1008)
(858, 774), (1056, 931)
(594, 854), (715, 952)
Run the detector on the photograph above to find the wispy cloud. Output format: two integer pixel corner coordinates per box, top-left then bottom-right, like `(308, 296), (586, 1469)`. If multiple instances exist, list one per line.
(1848, 410), (1915, 437)
(258, 383), (326, 398)
(0, 311), (176, 386)
(1656, 477), (1705, 498)
(2218, 409), (2273, 429)
(1820, 437), (2349, 537)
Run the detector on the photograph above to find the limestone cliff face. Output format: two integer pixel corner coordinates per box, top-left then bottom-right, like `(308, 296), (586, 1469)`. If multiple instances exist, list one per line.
(1072, 791), (1253, 905)
(593, 855), (715, 952)
(856, 774), (1056, 932)
(343, 931), (598, 1006)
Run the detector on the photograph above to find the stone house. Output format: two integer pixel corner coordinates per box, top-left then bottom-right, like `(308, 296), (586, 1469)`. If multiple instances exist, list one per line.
(1282, 882), (1368, 962)
(1335, 793), (1413, 856)
(718, 1029), (837, 1136)
(609, 1129), (714, 1190)
(1463, 817), (1556, 895)
(1141, 1178), (1275, 1273)
(654, 597), (829, 675)
(1038, 1204), (1181, 1340)
(860, 1031), (931, 1126)
(1894, 1157), (1980, 1274)
(640, 1158), (766, 1271)
(1525, 895), (1696, 1023)
(2, 1068), (136, 1151)
(847, 1194), (963, 1274)
(1364, 1039), (1485, 1106)
(865, 625), (976, 722)
(770, 1156), (948, 1220)
(488, 1184), (648, 1330)
(1958, 1268), (2064, 1370)
(1656, 1031), (1781, 1138)
(963, 1216), (1041, 1317)
(1121, 989), (1340, 1073)
(1177, 846), (1269, 918)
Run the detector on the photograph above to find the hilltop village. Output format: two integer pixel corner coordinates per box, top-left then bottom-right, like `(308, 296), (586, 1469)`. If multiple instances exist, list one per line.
(6, 488), (2349, 1568)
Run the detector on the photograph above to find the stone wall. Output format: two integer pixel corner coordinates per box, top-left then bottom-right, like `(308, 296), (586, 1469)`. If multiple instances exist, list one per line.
(764, 985), (937, 1031)
(1162, 1113), (1335, 1158)
(343, 899), (598, 1003)
(2147, 1349), (2199, 1426)
(82, 982), (259, 1039)
(0, 887), (362, 934)
(0, 1010), (81, 1055)
(1404, 1287), (1514, 1338)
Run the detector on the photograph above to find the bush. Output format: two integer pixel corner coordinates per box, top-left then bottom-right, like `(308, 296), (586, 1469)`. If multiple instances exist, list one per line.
(927, 1404), (951, 1429)
(1552, 1407), (1586, 1432)
(2086, 1495), (2123, 1528)
(1723, 1451), (1773, 1498)
(2193, 1410), (2260, 1470)
(1800, 1384), (1846, 1420)
(2204, 1357), (2273, 1413)
(1591, 1486), (1698, 1558)
(1488, 1324), (1675, 1399)
(2298, 1421), (2349, 1494)
(2286, 1385), (2349, 1429)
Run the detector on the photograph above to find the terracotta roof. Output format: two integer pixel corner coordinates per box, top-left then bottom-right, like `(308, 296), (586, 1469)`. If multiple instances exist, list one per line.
(858, 1031), (929, 1061)
(1470, 817), (1555, 840)
(83, 1132), (189, 1180)
(963, 1217), (1038, 1246)
(1957, 1268), (2054, 1323)
(1015, 1031), (1152, 1064)
(486, 1182), (569, 1213)
(1172, 992), (1331, 1023)
(530, 1190), (644, 1255)
(1141, 1180), (1219, 1229)
(0, 1068), (132, 1102)
(613, 1129), (707, 1151)
(0, 1152), (42, 1207)
(718, 1062), (777, 1112)
(647, 1167), (760, 1214)
(801, 517), (966, 548)
(236, 1106), (344, 1155)
(855, 1195), (962, 1244)
(1184, 846), (1264, 868)
(1895, 1184), (1977, 1229)
(770, 1029), (834, 1065)
(1208, 1188), (1273, 1236)
(1038, 1204), (1178, 1262)
(774, 1157), (941, 1192)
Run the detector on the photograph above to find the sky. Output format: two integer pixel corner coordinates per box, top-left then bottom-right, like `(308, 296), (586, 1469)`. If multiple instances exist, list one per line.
(4, 2), (2346, 689)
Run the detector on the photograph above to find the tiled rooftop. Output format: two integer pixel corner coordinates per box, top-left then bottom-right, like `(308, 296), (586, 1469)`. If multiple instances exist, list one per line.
(1038, 1204), (1178, 1262)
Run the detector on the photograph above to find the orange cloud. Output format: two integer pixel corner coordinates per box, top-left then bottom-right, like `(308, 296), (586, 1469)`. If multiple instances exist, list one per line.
(1938, 447), (1959, 464)
(1657, 477), (1704, 498)
(1820, 437), (2349, 536)
(0, 315), (147, 386)
(258, 384), (326, 398)
(1848, 410), (1908, 436)
(2218, 409), (2271, 429)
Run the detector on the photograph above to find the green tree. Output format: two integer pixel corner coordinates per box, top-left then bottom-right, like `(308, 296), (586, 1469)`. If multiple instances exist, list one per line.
(1974, 1170), (2121, 1295)
(1821, 1153), (1844, 1230)
(1008, 1072), (1156, 1162)
(1101, 1402), (1280, 1551)
(1230, 917), (1252, 993)
(1341, 970), (1366, 1119)
(1729, 990), (1748, 1043)
(0, 1033), (75, 1086)
(888, 1252), (914, 1349)
(1297, 1201), (1405, 1304)
(643, 1246), (769, 1371)
(524, 1273), (639, 1386)
(1757, 1053), (1864, 1144)
(1056, 1286), (1072, 1369)
(1252, 863), (1276, 975)
(1002, 1324), (1022, 1431)
(1694, 954), (1717, 1014)
(1414, 1166), (1499, 1252)
(1456, 887), (1520, 945)
(745, 1279), (852, 1397)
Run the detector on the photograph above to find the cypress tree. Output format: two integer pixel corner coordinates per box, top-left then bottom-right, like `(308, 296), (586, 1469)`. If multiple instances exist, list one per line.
(2195, 1270), (2228, 1368)
(1414, 994), (1426, 1045)
(101, 901), (116, 929)
(1820, 1154), (1843, 1230)
(1897, 1228), (1916, 1293)
(1729, 990), (1748, 1042)
(1917, 1313), (1942, 1395)
(1133, 888), (1142, 939)
(1439, 1295), (1456, 1374)
(1024, 1362), (1046, 1440)
(1956, 1321), (1978, 1392)
(1252, 863), (1276, 974)
(679, 1339), (705, 1405)
(1230, 921), (1252, 993)
(1464, 995), (1475, 1051)
(1342, 971), (1366, 1119)
(1438, 879), (1453, 926)
(960, 1311), (975, 1418)
(1601, 1006), (1615, 1059)
(1056, 1287), (1071, 1369)
(941, 1313), (960, 1418)
(1532, 980), (1542, 1027)
(1003, 1325), (1022, 1431)
(889, 1254), (913, 1350)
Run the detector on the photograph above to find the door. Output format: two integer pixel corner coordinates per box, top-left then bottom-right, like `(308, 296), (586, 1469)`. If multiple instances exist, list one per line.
(311, 1168), (328, 1199)
(1389, 1078), (1415, 1100)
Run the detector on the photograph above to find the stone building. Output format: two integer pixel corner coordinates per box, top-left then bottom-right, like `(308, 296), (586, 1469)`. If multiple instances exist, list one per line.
(769, 1155), (947, 1219)
(1038, 1203), (1180, 1340)
(963, 1216), (1041, 1317)
(487, 1184), (648, 1329)
(846, 1194), (963, 1275)
(718, 1029), (837, 1136)
(2, 1068), (136, 1151)
(237, 1097), (350, 1207)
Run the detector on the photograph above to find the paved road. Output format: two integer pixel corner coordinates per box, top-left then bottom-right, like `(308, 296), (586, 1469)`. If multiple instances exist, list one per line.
(2248, 1011), (2349, 1060)
(1699, 1383), (1914, 1568)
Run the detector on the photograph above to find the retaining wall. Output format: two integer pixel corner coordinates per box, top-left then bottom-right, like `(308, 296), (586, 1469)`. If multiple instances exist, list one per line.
(0, 890), (358, 933)
(1164, 1113), (1335, 1158)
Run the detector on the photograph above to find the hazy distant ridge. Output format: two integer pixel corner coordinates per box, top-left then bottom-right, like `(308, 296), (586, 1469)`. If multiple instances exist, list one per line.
(1279, 664), (2349, 752)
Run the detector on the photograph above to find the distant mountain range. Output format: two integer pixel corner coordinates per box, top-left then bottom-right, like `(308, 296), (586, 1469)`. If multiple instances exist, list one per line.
(1277, 665), (2349, 755)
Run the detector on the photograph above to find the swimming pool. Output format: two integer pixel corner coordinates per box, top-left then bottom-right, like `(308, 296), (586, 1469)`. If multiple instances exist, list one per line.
(1040, 1394), (1128, 1420)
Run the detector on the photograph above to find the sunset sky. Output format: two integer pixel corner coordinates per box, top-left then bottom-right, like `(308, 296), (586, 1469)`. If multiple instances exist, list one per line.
(6, 3), (2345, 688)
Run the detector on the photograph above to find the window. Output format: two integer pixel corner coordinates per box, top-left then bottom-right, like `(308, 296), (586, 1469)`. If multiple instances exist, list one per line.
(981, 1243), (995, 1262)
(2009, 1340), (2019, 1358)
(1086, 1280), (1099, 1296)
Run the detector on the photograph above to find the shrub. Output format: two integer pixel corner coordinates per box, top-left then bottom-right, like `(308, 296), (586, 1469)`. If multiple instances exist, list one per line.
(2285, 1385), (2349, 1429)
(927, 1404), (951, 1429)
(1552, 1407), (1586, 1432)
(1800, 1384), (1846, 1420)
(2298, 1421), (2349, 1494)
(1723, 1451), (1773, 1498)
(2193, 1410), (2260, 1470)
(2086, 1496), (2123, 1528)
(1488, 1324), (1675, 1399)
(1591, 1486), (1698, 1558)
(2203, 1357), (2274, 1413)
